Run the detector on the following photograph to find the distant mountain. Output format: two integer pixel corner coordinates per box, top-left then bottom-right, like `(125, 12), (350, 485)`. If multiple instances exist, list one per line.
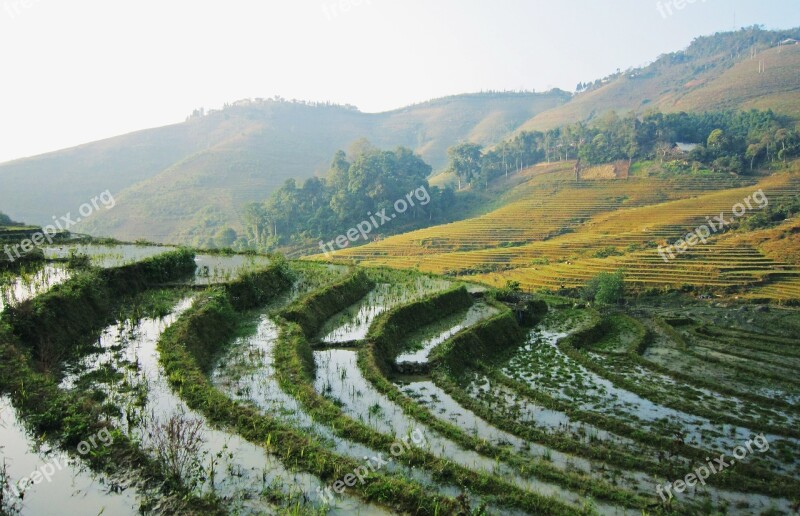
(519, 26), (800, 131)
(0, 92), (568, 245)
(3, 27), (799, 246)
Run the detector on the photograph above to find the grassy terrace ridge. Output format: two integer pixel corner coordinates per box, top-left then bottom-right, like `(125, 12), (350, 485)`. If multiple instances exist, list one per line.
(426, 303), (524, 371)
(367, 285), (473, 363)
(4, 248), (196, 365)
(316, 162), (800, 303)
(272, 273), (583, 515)
(402, 290), (800, 503)
(281, 269), (374, 340)
(358, 287), (651, 510)
(0, 249), (224, 514)
(453, 305), (800, 501)
(631, 316), (800, 413)
(559, 310), (800, 427)
(156, 268), (461, 515)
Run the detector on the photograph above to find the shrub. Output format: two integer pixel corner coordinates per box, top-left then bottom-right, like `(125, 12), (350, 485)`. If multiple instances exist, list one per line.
(281, 270), (373, 338)
(582, 270), (626, 305)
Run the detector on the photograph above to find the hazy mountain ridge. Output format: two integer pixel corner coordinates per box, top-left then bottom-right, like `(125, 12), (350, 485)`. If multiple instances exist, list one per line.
(520, 26), (800, 131)
(2, 28), (800, 245)
(0, 91), (568, 244)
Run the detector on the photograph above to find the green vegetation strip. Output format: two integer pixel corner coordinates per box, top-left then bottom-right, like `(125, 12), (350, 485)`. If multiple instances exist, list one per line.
(360, 290), (647, 509)
(561, 313), (800, 437)
(158, 267), (459, 514)
(480, 308), (800, 498)
(369, 285), (473, 365)
(274, 281), (579, 515)
(4, 248), (196, 361)
(0, 251), (223, 514)
(282, 269), (374, 339)
(638, 317), (800, 413)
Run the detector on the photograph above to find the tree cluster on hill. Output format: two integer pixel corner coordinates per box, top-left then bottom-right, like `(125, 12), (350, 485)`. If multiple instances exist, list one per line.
(680, 25), (800, 60)
(742, 194), (800, 230)
(574, 26), (800, 95)
(242, 143), (455, 250)
(0, 212), (21, 227)
(446, 109), (800, 188)
(582, 270), (626, 305)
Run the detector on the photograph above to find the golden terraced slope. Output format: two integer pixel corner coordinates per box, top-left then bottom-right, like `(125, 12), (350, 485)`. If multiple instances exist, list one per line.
(314, 161), (800, 302)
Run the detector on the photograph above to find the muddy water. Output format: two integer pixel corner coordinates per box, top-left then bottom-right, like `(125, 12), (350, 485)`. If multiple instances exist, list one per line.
(505, 328), (800, 458)
(212, 313), (461, 513)
(313, 348), (634, 515)
(0, 397), (139, 515)
(395, 303), (499, 365)
(42, 244), (172, 268)
(189, 254), (272, 285)
(501, 328), (797, 513)
(318, 278), (452, 345)
(0, 264), (70, 313)
(58, 299), (343, 514)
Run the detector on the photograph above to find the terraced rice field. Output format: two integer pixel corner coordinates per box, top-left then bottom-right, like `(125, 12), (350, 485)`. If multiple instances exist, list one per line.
(1, 263), (70, 313)
(316, 162), (800, 303)
(1, 244), (798, 515)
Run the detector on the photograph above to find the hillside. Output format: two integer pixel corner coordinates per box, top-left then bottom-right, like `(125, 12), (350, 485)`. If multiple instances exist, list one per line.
(520, 27), (800, 131)
(3, 28), (800, 247)
(0, 92), (567, 245)
(316, 160), (800, 303)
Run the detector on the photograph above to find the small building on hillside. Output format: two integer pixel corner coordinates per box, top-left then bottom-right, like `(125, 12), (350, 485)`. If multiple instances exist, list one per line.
(675, 142), (699, 153)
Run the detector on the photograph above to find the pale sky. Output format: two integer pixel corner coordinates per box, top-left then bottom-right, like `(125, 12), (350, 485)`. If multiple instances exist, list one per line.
(1, 0), (798, 163)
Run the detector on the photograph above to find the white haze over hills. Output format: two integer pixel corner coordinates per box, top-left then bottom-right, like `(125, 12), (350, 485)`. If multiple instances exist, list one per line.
(1, 0), (799, 163)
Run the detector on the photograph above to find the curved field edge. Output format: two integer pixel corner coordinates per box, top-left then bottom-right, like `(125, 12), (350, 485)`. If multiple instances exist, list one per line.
(439, 302), (800, 501)
(0, 249), (223, 514)
(559, 311), (800, 436)
(273, 271), (582, 515)
(358, 286), (650, 510)
(281, 269), (375, 340)
(156, 265), (461, 514)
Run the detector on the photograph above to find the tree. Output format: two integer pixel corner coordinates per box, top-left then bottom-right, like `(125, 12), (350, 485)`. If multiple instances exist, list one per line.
(595, 270), (626, 305)
(0, 211), (18, 226)
(707, 129), (727, 153)
(242, 203), (268, 248)
(745, 143), (765, 171)
(347, 138), (377, 160)
(214, 228), (238, 248)
(447, 142), (483, 190)
(582, 270), (625, 305)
